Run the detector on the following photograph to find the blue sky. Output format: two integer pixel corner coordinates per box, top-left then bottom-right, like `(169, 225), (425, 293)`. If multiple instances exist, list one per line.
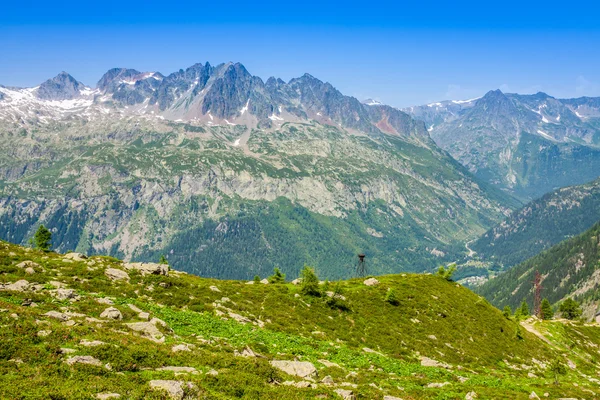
(1, 0), (599, 107)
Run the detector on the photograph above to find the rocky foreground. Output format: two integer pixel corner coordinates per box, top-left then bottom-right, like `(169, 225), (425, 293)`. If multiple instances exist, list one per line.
(1, 241), (599, 399)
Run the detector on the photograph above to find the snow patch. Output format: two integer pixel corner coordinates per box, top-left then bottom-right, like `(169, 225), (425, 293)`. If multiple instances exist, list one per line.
(451, 97), (480, 104)
(537, 129), (555, 141)
(233, 139), (240, 147)
(268, 114), (284, 121)
(240, 99), (250, 115)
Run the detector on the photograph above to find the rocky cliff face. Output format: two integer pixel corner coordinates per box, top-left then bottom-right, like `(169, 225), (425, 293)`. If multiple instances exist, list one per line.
(406, 90), (600, 200)
(0, 63), (512, 279)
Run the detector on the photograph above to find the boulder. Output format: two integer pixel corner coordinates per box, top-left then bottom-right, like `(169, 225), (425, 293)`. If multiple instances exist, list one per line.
(384, 397), (404, 400)
(64, 252), (87, 261)
(95, 394), (121, 399)
(270, 360), (316, 378)
(291, 278), (302, 285)
(105, 268), (129, 281)
(16, 260), (40, 269)
(123, 262), (168, 276)
(529, 392), (540, 400)
(335, 389), (356, 400)
(148, 380), (187, 400)
(426, 382), (450, 388)
(171, 344), (193, 352)
(156, 366), (198, 374)
(260, 279), (269, 284)
(465, 392), (477, 400)
(44, 311), (70, 322)
(65, 356), (103, 367)
(420, 356), (451, 369)
(80, 340), (107, 347)
(55, 288), (78, 301)
(321, 375), (334, 384)
(126, 318), (168, 342)
(25, 267), (36, 275)
(100, 307), (122, 320)
(363, 278), (380, 286)
(96, 297), (115, 305)
(209, 285), (221, 292)
(0, 280), (30, 292)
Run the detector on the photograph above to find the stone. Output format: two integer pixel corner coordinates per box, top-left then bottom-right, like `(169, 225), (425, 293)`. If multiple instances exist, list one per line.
(16, 260), (40, 269)
(80, 340), (106, 347)
(64, 252), (88, 261)
(138, 312), (150, 320)
(95, 393), (121, 399)
(235, 347), (259, 358)
(270, 360), (316, 378)
(105, 268), (130, 281)
(363, 278), (380, 286)
(321, 375), (334, 384)
(529, 392), (540, 400)
(96, 297), (115, 305)
(260, 279), (269, 284)
(420, 356), (451, 369)
(318, 359), (341, 368)
(171, 344), (193, 352)
(156, 366), (199, 374)
(25, 267), (35, 275)
(65, 355), (103, 367)
(123, 262), (168, 276)
(0, 280), (30, 292)
(426, 382), (450, 388)
(127, 304), (143, 313)
(335, 389), (356, 399)
(384, 397), (404, 400)
(100, 307), (123, 320)
(465, 392), (477, 400)
(245, 281), (254, 285)
(291, 278), (302, 285)
(37, 330), (52, 337)
(206, 369), (218, 376)
(44, 311), (70, 322)
(55, 288), (78, 301)
(148, 380), (185, 400)
(60, 348), (77, 354)
(209, 285), (221, 292)
(126, 318), (167, 342)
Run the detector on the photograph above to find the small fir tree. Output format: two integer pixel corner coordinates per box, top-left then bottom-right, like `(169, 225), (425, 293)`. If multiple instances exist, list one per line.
(385, 288), (399, 306)
(559, 298), (582, 320)
(253, 275), (261, 283)
(540, 298), (554, 320)
(436, 263), (457, 281)
(33, 225), (52, 251)
(519, 300), (530, 317)
(300, 266), (321, 297)
(159, 255), (169, 265)
(503, 305), (512, 318)
(268, 267), (286, 284)
(548, 357), (567, 384)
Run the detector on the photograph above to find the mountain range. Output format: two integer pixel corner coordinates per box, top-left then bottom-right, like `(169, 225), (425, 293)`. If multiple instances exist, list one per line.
(405, 90), (600, 200)
(0, 63), (512, 279)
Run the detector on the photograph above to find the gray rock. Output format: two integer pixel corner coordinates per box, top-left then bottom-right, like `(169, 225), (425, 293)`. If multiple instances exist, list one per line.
(126, 318), (168, 342)
(95, 393), (121, 399)
(335, 389), (356, 400)
(123, 262), (168, 276)
(0, 280), (30, 292)
(100, 307), (122, 320)
(270, 360), (316, 378)
(148, 380), (185, 399)
(105, 268), (130, 281)
(16, 260), (40, 269)
(465, 392), (477, 400)
(363, 278), (380, 286)
(64, 252), (88, 261)
(65, 355), (103, 367)
(156, 366), (198, 374)
(55, 288), (78, 301)
(44, 311), (70, 322)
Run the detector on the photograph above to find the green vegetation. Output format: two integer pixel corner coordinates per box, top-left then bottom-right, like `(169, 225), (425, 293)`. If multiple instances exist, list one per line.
(473, 176), (600, 269)
(0, 240), (599, 398)
(540, 299), (553, 320)
(268, 267), (286, 284)
(559, 298), (582, 320)
(436, 263), (457, 281)
(32, 224), (52, 251)
(300, 266), (320, 296)
(478, 220), (600, 313)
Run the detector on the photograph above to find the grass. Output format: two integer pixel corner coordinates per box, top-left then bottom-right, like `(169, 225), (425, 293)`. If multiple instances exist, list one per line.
(0, 240), (599, 398)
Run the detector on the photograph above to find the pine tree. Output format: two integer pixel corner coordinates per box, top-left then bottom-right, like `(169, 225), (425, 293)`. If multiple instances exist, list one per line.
(548, 357), (567, 384)
(268, 267), (286, 284)
(159, 255), (169, 265)
(300, 266), (320, 297)
(503, 305), (512, 318)
(385, 288), (399, 306)
(540, 298), (554, 320)
(559, 298), (582, 320)
(436, 263), (457, 281)
(33, 225), (52, 251)
(519, 300), (530, 317)
(253, 275), (261, 283)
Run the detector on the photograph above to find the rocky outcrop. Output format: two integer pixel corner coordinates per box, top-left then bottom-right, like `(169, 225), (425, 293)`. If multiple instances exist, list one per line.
(270, 360), (316, 378)
(123, 262), (168, 276)
(100, 307), (122, 320)
(105, 268), (130, 281)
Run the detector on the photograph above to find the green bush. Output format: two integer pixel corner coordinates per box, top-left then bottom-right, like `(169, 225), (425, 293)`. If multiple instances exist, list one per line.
(385, 288), (399, 306)
(300, 266), (320, 297)
(268, 267), (285, 284)
(559, 298), (582, 320)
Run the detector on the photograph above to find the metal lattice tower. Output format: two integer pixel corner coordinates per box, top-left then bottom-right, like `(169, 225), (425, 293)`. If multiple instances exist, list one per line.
(533, 270), (542, 318)
(356, 254), (366, 277)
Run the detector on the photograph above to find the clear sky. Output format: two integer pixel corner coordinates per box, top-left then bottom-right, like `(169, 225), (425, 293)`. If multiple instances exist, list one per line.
(1, 0), (599, 107)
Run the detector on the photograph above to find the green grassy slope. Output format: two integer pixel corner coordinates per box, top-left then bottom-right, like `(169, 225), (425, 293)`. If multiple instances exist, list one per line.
(1, 241), (600, 398)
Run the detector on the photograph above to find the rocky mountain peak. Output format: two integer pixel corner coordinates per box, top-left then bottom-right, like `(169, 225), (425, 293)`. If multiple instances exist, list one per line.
(36, 71), (86, 100)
